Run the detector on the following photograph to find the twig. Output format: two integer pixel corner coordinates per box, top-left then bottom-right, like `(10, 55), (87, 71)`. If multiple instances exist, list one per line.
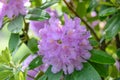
(116, 34), (120, 48)
(27, 74), (34, 79)
(105, 40), (111, 47)
(63, 0), (100, 42)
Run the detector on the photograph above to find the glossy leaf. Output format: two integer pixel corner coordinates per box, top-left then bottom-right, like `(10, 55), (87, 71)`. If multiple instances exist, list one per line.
(40, 0), (59, 9)
(27, 38), (38, 54)
(28, 56), (42, 70)
(45, 67), (63, 80)
(9, 33), (20, 52)
(13, 43), (32, 63)
(73, 62), (101, 80)
(99, 7), (117, 17)
(91, 62), (108, 77)
(7, 15), (24, 33)
(104, 14), (120, 40)
(90, 49), (115, 64)
(25, 8), (50, 21)
(87, 0), (98, 12)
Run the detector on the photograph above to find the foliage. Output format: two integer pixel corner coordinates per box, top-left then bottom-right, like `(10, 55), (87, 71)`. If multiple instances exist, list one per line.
(1, 0), (120, 80)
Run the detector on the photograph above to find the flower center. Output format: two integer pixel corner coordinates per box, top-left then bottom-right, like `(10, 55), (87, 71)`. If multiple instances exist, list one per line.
(57, 39), (62, 44)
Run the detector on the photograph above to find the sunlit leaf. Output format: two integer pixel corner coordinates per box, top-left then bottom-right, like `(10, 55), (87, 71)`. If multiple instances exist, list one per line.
(13, 43), (32, 63)
(25, 8), (50, 21)
(7, 15), (24, 33)
(0, 48), (11, 64)
(40, 0), (60, 9)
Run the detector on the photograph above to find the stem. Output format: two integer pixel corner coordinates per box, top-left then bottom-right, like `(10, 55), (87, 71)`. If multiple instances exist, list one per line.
(100, 40), (106, 51)
(63, 0), (100, 42)
(35, 71), (44, 79)
(20, 19), (29, 44)
(116, 34), (120, 48)
(27, 74), (34, 79)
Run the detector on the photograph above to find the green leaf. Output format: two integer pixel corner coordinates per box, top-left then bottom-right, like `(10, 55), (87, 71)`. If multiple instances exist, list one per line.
(31, 0), (42, 7)
(0, 48), (11, 64)
(25, 8), (50, 21)
(27, 38), (38, 54)
(7, 15), (24, 33)
(45, 67), (63, 80)
(14, 71), (25, 80)
(40, 0), (59, 9)
(104, 14), (120, 40)
(73, 62), (101, 80)
(99, 2), (114, 6)
(99, 7), (117, 17)
(0, 64), (13, 80)
(116, 0), (120, 4)
(0, 69), (13, 80)
(76, 2), (86, 17)
(109, 65), (118, 78)
(116, 48), (120, 59)
(28, 56), (42, 70)
(38, 75), (47, 80)
(9, 33), (20, 52)
(90, 49), (115, 64)
(87, 0), (98, 12)
(91, 62), (108, 77)
(64, 74), (74, 80)
(18, 71), (25, 80)
(13, 43), (32, 63)
(89, 38), (99, 47)
(110, 0), (116, 4)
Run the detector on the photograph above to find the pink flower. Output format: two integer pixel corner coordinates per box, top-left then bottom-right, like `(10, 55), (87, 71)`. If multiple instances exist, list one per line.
(38, 14), (92, 74)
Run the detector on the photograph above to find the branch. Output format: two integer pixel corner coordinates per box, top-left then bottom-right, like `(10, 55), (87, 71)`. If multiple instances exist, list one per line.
(116, 34), (120, 48)
(27, 74), (34, 79)
(63, 0), (100, 41)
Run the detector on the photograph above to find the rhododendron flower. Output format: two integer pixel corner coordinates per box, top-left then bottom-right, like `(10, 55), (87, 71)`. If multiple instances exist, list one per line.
(0, 0), (29, 28)
(29, 8), (58, 37)
(38, 14), (92, 74)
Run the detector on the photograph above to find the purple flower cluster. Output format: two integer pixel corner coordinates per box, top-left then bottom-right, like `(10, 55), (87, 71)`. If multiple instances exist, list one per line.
(0, 0), (29, 28)
(38, 14), (92, 74)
